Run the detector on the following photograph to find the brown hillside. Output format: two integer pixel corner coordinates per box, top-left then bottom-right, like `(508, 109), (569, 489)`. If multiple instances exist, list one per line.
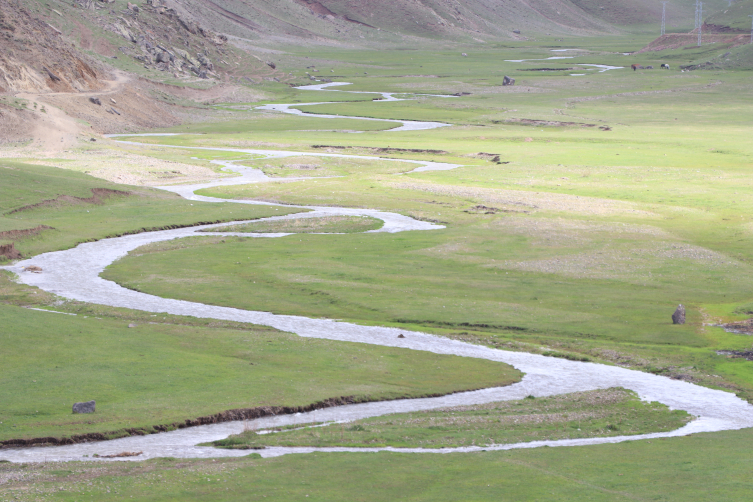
(0, 0), (111, 93)
(174, 0), (624, 45)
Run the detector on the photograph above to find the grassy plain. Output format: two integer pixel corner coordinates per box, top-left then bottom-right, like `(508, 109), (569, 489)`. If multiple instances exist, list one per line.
(214, 388), (690, 449)
(0, 161), (303, 260)
(103, 39), (753, 406)
(0, 293), (518, 442)
(2, 428), (752, 501)
(201, 216), (384, 234)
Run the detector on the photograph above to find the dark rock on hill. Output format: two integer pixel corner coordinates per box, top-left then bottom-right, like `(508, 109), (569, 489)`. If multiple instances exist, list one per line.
(672, 305), (686, 325)
(73, 401), (96, 414)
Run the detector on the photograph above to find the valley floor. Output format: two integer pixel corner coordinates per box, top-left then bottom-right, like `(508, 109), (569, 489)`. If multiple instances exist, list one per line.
(2, 34), (753, 499)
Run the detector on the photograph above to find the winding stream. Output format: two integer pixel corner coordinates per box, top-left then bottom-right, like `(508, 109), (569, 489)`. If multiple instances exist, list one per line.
(1, 82), (752, 463)
(259, 82), (454, 131)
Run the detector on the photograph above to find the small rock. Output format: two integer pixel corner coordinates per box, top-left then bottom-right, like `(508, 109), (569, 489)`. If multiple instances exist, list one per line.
(398, 334), (406, 339)
(89, 97), (102, 105)
(128, 323), (137, 328)
(513, 30), (521, 34)
(72, 400), (95, 414)
(672, 304), (686, 325)
(503, 76), (515, 86)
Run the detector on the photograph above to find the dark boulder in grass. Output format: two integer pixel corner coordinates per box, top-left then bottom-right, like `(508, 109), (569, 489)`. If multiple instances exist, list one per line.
(672, 305), (686, 325)
(73, 401), (96, 414)
(503, 76), (515, 86)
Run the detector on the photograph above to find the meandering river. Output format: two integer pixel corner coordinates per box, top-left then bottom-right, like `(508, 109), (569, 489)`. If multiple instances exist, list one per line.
(2, 81), (751, 463)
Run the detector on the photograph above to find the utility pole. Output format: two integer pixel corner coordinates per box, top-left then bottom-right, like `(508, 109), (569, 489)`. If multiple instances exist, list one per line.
(695, 0), (701, 31)
(661, 2), (668, 36)
(698, 2), (703, 46)
(694, 0), (698, 31)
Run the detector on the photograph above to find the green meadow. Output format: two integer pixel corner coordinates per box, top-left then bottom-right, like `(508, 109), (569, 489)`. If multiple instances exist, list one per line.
(0, 161), (303, 260)
(0, 297), (518, 442)
(213, 388), (690, 449)
(200, 216), (384, 234)
(3, 428), (753, 501)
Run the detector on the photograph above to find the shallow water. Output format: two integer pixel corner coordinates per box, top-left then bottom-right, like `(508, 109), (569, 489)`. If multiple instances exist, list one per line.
(505, 58), (623, 73)
(2, 83), (751, 463)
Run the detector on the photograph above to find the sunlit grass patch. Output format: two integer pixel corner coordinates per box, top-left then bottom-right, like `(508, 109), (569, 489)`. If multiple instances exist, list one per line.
(214, 388), (691, 449)
(202, 216), (384, 234)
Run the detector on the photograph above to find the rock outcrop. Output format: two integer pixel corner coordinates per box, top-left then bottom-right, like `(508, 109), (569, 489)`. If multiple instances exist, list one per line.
(672, 305), (686, 325)
(72, 400), (96, 414)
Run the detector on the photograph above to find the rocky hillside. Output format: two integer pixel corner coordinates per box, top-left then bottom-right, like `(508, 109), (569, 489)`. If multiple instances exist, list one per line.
(0, 0), (724, 97)
(175, 0), (676, 44)
(0, 0), (110, 93)
(0, 0), (288, 145)
(0, 0), (734, 146)
(159, 0), (732, 47)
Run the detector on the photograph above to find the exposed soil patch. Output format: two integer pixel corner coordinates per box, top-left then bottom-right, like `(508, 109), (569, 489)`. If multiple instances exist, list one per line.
(0, 387), (499, 449)
(0, 105), (39, 145)
(718, 319), (753, 335)
(499, 118), (598, 128)
(717, 350), (753, 361)
(28, 149), (224, 187)
(464, 205), (525, 215)
(0, 226), (55, 260)
(202, 215), (383, 234)
(7, 188), (131, 215)
(638, 32), (749, 53)
(0, 0), (110, 94)
(388, 180), (657, 217)
(312, 145), (447, 155)
(517, 68), (574, 71)
(472, 152), (501, 160)
(0, 225), (54, 240)
(0, 243), (21, 260)
(94, 451), (142, 458)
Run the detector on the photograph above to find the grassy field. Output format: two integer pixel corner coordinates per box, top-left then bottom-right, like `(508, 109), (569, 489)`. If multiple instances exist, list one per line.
(247, 155), (417, 179)
(213, 388), (691, 449)
(0, 161), (303, 260)
(2, 428), (752, 501)
(99, 38), (753, 407)
(201, 216), (384, 234)
(0, 286), (519, 442)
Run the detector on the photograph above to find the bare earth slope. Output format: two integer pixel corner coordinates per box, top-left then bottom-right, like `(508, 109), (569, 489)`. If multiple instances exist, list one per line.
(0, 0), (110, 94)
(173, 0), (667, 45)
